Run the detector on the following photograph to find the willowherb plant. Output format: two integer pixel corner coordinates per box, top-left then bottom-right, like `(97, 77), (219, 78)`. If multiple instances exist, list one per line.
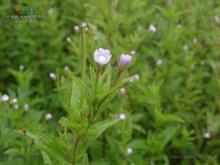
(20, 24), (138, 164)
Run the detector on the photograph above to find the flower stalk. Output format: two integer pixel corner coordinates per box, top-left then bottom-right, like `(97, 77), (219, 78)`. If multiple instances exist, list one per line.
(80, 26), (86, 79)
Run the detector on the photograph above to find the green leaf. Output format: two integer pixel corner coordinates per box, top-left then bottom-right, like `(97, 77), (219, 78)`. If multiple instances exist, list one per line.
(21, 131), (69, 163)
(158, 125), (179, 149)
(80, 154), (89, 165)
(90, 66), (96, 89)
(100, 64), (112, 90)
(128, 139), (146, 150)
(70, 79), (81, 111)
(157, 113), (185, 123)
(76, 119), (119, 160)
(59, 117), (83, 130)
(4, 148), (23, 156)
(41, 151), (53, 165)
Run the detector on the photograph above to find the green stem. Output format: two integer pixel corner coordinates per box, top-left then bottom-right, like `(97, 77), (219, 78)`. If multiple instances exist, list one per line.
(73, 136), (81, 163)
(95, 66), (101, 94)
(111, 69), (122, 87)
(80, 27), (86, 79)
(101, 111), (106, 158)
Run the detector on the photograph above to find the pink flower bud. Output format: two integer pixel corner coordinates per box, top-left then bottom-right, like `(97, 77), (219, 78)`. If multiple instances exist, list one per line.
(119, 54), (132, 70)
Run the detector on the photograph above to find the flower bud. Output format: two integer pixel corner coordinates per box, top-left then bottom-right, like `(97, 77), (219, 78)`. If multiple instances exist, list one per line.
(200, 60), (205, 65)
(49, 72), (56, 80)
(118, 113), (126, 120)
(177, 24), (182, 29)
(193, 38), (198, 45)
(24, 103), (29, 112)
(66, 37), (72, 43)
(119, 87), (126, 96)
(214, 16), (220, 24)
(156, 59), (163, 66)
(81, 22), (87, 28)
(119, 54), (132, 70)
(129, 74), (140, 83)
(183, 45), (188, 51)
(148, 24), (157, 32)
(64, 65), (70, 72)
(19, 65), (24, 71)
(203, 132), (211, 139)
(74, 25), (80, 32)
(45, 113), (53, 121)
(11, 98), (17, 104)
(94, 48), (111, 65)
(127, 148), (133, 155)
(134, 74), (140, 81)
(130, 50), (136, 56)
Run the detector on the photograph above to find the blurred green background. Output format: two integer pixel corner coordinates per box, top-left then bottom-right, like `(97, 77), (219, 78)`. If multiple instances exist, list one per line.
(0, 0), (220, 164)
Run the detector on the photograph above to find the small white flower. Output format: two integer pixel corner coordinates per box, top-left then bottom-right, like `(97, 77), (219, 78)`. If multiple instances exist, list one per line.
(193, 38), (198, 45)
(14, 104), (19, 109)
(11, 98), (17, 104)
(1, 94), (9, 102)
(200, 60), (205, 65)
(134, 74), (140, 81)
(177, 24), (182, 29)
(156, 59), (163, 66)
(119, 88), (126, 96)
(66, 37), (72, 43)
(49, 72), (56, 80)
(74, 25), (80, 32)
(130, 50), (136, 56)
(81, 22), (87, 28)
(203, 132), (211, 139)
(19, 65), (24, 71)
(127, 148), (133, 155)
(94, 48), (111, 65)
(45, 113), (53, 121)
(183, 45), (188, 51)
(24, 103), (29, 112)
(214, 16), (220, 23)
(148, 24), (157, 32)
(85, 27), (89, 31)
(64, 65), (70, 72)
(118, 113), (126, 120)
(129, 74), (140, 83)
(48, 8), (55, 15)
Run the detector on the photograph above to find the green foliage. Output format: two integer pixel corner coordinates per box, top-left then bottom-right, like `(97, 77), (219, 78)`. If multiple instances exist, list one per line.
(0, 0), (220, 164)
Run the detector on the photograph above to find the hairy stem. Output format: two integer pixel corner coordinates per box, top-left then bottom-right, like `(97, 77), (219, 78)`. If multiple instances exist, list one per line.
(95, 66), (101, 94)
(80, 27), (86, 79)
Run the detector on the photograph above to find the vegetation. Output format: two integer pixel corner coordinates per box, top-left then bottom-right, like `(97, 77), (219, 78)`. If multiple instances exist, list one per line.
(0, 0), (220, 164)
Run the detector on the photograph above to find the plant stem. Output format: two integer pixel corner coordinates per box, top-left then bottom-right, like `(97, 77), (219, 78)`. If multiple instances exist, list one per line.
(200, 139), (207, 153)
(80, 27), (86, 79)
(95, 66), (101, 94)
(73, 136), (81, 163)
(101, 111), (106, 158)
(111, 69), (122, 87)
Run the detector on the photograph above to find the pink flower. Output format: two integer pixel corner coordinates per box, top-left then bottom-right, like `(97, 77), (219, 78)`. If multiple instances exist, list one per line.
(94, 48), (111, 65)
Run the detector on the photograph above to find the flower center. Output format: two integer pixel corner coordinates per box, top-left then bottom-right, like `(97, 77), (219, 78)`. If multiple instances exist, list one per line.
(98, 56), (106, 63)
